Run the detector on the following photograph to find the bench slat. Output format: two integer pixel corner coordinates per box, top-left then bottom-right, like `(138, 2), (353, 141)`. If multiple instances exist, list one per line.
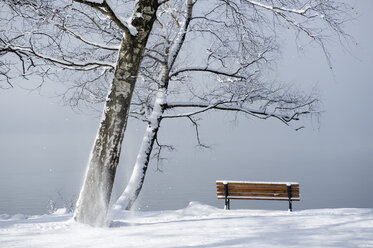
(217, 185), (299, 190)
(216, 186), (299, 193)
(217, 193), (300, 198)
(217, 190), (300, 196)
(217, 192), (300, 198)
(216, 181), (299, 187)
(217, 196), (300, 201)
(216, 183), (299, 189)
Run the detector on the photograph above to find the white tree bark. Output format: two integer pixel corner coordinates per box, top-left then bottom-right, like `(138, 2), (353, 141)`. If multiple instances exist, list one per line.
(112, 87), (167, 211)
(112, 0), (195, 211)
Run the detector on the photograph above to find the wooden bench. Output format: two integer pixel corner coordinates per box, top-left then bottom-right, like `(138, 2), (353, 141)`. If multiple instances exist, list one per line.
(216, 180), (300, 211)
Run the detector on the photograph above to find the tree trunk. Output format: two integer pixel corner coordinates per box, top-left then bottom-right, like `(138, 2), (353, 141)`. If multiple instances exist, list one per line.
(112, 0), (195, 211)
(74, 0), (158, 227)
(112, 87), (166, 211)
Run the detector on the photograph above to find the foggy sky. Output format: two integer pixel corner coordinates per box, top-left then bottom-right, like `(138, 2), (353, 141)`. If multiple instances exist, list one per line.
(1, 0), (373, 214)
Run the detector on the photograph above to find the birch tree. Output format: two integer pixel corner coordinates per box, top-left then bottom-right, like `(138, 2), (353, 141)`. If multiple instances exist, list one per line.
(111, 0), (351, 211)
(1, 0), (159, 226)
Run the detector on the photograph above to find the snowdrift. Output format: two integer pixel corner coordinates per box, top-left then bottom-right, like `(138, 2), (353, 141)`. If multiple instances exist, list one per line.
(1, 202), (373, 248)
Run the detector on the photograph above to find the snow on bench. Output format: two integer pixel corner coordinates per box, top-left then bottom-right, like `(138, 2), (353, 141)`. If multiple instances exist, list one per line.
(216, 180), (300, 211)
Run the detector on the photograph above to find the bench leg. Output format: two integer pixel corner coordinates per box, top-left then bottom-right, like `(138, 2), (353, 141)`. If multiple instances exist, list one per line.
(224, 183), (230, 210)
(287, 185), (293, 212)
(224, 198), (230, 210)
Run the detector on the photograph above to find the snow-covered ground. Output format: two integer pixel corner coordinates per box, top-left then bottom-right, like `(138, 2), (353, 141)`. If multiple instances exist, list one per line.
(1, 202), (373, 248)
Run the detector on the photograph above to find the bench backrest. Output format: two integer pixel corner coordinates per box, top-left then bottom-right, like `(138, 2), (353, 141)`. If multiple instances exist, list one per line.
(216, 180), (300, 201)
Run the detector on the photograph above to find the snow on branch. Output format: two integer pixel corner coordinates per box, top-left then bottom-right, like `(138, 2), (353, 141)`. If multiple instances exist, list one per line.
(241, 0), (351, 46)
(73, 0), (134, 36)
(6, 44), (115, 71)
(163, 98), (318, 127)
(55, 24), (120, 51)
(243, 0), (312, 15)
(167, 0), (195, 69)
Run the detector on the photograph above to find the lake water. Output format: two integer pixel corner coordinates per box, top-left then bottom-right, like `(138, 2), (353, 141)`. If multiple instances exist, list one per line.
(1, 88), (373, 215)
(1, 148), (373, 215)
(0, 158), (285, 215)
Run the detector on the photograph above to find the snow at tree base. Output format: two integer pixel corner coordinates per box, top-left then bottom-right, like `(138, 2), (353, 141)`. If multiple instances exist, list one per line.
(1, 202), (373, 248)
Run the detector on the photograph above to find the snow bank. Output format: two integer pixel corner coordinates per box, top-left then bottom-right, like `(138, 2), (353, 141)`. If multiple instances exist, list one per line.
(1, 203), (373, 248)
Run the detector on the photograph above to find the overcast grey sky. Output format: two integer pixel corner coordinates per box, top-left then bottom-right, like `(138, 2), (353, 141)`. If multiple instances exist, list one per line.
(1, 1), (373, 214)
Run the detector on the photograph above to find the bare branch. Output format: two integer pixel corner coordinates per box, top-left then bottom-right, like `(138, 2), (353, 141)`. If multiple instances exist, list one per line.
(0, 70), (13, 89)
(187, 116), (209, 148)
(73, 0), (131, 36)
(158, 0), (170, 6)
(153, 136), (175, 172)
(170, 66), (246, 80)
